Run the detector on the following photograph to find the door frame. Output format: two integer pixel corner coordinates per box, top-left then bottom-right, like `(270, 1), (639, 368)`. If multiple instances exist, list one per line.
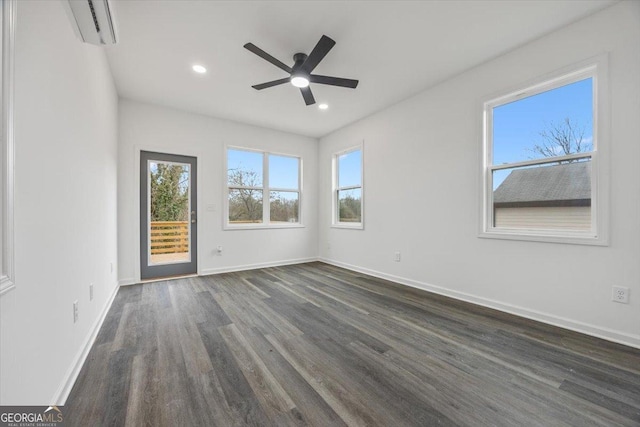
(133, 146), (202, 283)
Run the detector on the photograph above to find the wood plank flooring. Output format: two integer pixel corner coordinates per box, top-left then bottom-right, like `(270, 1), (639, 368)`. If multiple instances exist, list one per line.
(65, 262), (640, 426)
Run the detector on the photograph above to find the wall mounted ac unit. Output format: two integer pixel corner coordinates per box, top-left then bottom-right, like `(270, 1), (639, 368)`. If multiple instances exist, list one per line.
(63, 0), (118, 45)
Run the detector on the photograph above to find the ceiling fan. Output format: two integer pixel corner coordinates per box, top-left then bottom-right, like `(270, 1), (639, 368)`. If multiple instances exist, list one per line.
(244, 35), (359, 106)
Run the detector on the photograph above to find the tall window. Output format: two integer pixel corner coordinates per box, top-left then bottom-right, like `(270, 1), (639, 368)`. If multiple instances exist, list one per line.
(226, 148), (301, 228)
(333, 146), (363, 228)
(482, 62), (607, 244)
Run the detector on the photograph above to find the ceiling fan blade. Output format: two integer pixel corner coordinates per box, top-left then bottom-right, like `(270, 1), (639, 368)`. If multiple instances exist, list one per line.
(300, 35), (335, 74)
(300, 87), (316, 106)
(244, 43), (293, 74)
(310, 74), (359, 89)
(252, 78), (291, 90)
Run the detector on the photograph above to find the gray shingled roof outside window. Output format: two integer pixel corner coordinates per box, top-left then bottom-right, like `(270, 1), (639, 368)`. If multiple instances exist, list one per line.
(493, 161), (591, 207)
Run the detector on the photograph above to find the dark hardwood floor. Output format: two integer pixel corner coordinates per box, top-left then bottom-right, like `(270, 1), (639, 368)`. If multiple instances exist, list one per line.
(65, 262), (640, 426)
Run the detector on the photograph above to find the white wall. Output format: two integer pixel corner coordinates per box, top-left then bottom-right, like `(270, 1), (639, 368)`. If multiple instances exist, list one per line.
(117, 99), (318, 284)
(319, 1), (640, 348)
(0, 0), (119, 404)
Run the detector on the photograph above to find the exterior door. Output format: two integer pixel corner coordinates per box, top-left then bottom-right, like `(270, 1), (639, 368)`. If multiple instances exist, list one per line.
(140, 151), (197, 280)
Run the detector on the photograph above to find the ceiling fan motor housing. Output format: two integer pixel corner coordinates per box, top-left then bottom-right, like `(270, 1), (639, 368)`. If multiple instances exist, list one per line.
(291, 53), (310, 85)
(293, 53), (308, 71)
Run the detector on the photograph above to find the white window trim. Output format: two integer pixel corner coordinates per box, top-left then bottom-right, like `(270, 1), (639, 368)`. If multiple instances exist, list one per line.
(224, 146), (303, 230)
(479, 56), (609, 246)
(332, 143), (364, 230)
(1, 0), (16, 296)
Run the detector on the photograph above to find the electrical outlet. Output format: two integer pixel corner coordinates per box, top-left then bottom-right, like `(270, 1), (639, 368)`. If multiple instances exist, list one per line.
(394, 251), (401, 262)
(612, 286), (629, 304)
(89, 283), (94, 301)
(73, 301), (79, 323)
(216, 245), (223, 255)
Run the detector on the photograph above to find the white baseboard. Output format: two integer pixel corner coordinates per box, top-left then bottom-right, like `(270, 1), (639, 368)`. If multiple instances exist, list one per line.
(118, 277), (137, 286)
(118, 258), (320, 286)
(51, 282), (120, 405)
(201, 257), (319, 276)
(319, 257), (640, 350)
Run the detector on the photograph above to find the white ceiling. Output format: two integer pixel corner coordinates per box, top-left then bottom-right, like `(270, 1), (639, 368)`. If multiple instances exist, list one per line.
(105, 0), (615, 138)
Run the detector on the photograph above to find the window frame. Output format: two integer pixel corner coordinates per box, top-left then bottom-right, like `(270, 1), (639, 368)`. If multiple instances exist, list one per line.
(480, 58), (609, 246)
(1, 0), (16, 296)
(332, 144), (364, 230)
(224, 146), (303, 230)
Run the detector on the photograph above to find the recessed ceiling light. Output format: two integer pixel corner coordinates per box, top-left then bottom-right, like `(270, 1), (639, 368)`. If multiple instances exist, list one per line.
(318, 103), (329, 110)
(290, 75), (310, 88)
(192, 64), (207, 74)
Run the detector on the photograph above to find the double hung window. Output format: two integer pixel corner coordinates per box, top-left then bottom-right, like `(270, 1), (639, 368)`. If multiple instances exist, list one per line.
(333, 147), (363, 228)
(482, 61), (608, 245)
(226, 148), (301, 228)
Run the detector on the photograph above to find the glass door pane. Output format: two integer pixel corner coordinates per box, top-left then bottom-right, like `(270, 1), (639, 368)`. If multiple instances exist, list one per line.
(148, 160), (191, 265)
(140, 151), (197, 280)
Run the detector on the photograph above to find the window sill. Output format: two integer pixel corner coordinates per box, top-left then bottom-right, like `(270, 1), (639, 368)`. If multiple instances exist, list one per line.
(331, 223), (364, 230)
(224, 223), (305, 231)
(478, 229), (608, 246)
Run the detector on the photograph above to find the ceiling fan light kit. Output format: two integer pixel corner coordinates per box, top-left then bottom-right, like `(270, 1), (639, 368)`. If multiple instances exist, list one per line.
(244, 35), (359, 106)
(290, 76), (310, 88)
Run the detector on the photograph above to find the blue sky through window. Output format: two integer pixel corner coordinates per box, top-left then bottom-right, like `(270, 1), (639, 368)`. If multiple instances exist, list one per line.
(228, 149), (263, 186)
(492, 78), (593, 165)
(492, 78), (592, 189)
(269, 155), (299, 189)
(338, 149), (361, 188)
(228, 149), (299, 189)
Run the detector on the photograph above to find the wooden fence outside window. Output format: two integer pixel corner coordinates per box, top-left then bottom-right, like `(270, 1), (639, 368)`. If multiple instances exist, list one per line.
(150, 221), (189, 254)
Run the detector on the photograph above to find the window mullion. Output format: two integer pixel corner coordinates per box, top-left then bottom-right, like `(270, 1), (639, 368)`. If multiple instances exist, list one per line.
(489, 153), (592, 171)
(337, 184), (361, 192)
(590, 151), (598, 234)
(229, 185), (263, 191)
(335, 154), (340, 223)
(263, 152), (269, 223)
